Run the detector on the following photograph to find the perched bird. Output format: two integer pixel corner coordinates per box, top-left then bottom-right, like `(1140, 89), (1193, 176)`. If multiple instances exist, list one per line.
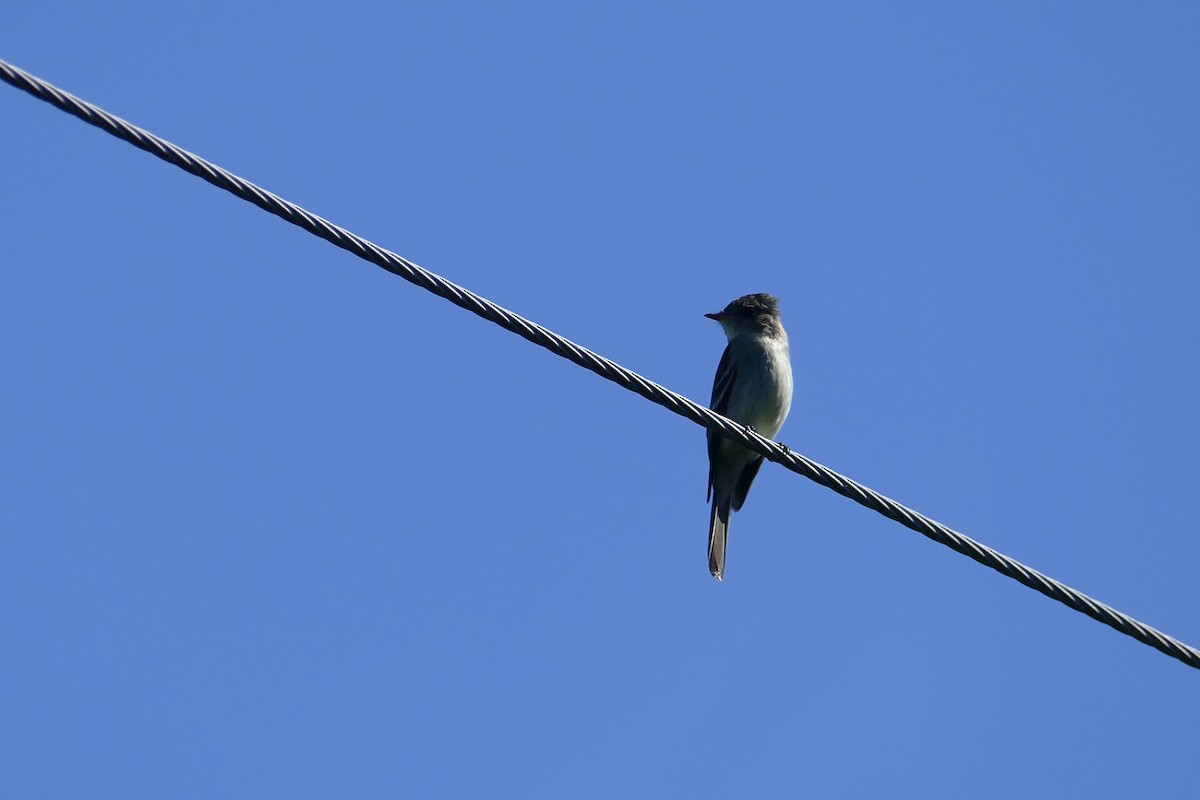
(705, 294), (794, 581)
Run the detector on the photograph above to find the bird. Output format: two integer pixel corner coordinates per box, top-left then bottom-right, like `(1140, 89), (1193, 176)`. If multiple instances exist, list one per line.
(705, 293), (794, 581)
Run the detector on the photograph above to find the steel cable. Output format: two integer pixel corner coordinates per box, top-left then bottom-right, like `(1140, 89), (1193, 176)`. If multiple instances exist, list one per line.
(3, 57), (1197, 670)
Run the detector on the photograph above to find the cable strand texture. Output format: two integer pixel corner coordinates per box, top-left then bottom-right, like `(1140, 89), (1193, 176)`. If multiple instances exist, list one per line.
(3, 57), (1197, 670)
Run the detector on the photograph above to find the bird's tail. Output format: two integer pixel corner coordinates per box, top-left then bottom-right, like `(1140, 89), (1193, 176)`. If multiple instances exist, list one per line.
(708, 499), (731, 581)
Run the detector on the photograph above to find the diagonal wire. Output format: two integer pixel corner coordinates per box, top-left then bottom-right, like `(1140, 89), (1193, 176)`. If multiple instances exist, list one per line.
(3, 57), (1197, 671)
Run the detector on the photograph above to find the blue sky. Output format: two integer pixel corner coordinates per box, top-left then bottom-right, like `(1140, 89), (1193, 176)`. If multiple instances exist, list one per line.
(3, 3), (1198, 797)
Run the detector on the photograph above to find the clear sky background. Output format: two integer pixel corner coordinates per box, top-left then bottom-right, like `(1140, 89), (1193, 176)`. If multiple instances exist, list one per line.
(3, 3), (1198, 797)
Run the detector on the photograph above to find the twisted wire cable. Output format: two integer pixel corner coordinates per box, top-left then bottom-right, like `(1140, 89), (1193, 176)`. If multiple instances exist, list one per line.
(4, 57), (1197, 670)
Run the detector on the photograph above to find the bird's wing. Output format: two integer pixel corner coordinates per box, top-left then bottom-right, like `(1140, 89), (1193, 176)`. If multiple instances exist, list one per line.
(731, 456), (764, 512)
(709, 342), (737, 414)
(707, 342), (738, 500)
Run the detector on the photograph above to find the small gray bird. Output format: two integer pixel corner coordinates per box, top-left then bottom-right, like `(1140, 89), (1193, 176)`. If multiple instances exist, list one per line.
(705, 294), (794, 581)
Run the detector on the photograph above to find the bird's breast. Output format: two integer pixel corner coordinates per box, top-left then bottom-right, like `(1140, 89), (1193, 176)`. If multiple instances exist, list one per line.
(726, 336), (793, 439)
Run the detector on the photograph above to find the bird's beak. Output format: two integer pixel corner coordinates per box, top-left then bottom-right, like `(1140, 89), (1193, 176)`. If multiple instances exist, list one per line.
(705, 312), (725, 321)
